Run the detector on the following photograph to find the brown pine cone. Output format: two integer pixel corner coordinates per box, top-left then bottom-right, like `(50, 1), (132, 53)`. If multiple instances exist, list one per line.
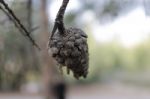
(48, 27), (89, 79)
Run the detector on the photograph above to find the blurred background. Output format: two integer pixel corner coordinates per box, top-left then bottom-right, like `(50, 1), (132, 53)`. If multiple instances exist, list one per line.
(1, 0), (150, 99)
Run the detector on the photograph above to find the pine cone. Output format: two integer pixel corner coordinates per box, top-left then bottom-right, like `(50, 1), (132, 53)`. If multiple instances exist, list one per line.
(48, 27), (89, 79)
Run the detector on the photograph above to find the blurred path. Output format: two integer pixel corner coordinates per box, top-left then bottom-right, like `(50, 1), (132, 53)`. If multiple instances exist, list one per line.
(1, 84), (150, 99)
(67, 84), (150, 99)
(0, 95), (43, 99)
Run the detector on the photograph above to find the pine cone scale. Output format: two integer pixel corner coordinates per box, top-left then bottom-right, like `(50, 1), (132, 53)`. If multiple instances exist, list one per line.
(49, 27), (89, 79)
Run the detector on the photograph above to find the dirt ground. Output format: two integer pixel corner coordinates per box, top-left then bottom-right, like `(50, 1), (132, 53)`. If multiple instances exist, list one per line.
(1, 84), (150, 99)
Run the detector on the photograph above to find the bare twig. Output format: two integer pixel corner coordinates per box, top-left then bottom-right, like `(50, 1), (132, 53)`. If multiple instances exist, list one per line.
(31, 26), (40, 32)
(50, 0), (69, 39)
(0, 5), (26, 36)
(0, 0), (40, 50)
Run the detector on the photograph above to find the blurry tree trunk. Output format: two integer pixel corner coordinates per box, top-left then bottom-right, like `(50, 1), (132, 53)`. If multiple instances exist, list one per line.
(40, 0), (66, 99)
(27, 0), (32, 32)
(40, 0), (55, 99)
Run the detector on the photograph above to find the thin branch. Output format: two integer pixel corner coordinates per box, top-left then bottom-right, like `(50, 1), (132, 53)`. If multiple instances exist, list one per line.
(0, 5), (26, 36)
(0, 0), (40, 50)
(50, 0), (69, 39)
(55, 0), (69, 32)
(31, 26), (39, 32)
